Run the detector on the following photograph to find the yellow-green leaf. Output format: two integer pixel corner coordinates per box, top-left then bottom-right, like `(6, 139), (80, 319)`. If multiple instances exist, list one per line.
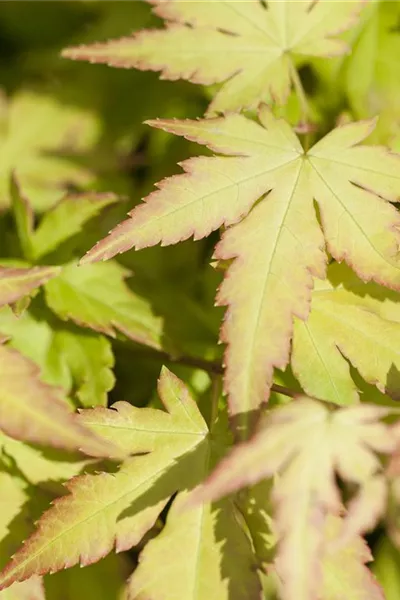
(81, 110), (400, 429)
(63, 0), (364, 114)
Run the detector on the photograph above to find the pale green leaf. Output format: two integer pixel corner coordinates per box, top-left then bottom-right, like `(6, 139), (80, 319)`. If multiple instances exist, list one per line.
(0, 343), (117, 457)
(0, 578), (44, 600)
(317, 515), (384, 600)
(292, 262), (400, 405)
(0, 370), (210, 586)
(345, 1), (400, 144)
(31, 192), (119, 261)
(235, 480), (276, 567)
(63, 0), (363, 114)
(10, 176), (34, 262)
(82, 110), (400, 427)
(189, 399), (394, 600)
(0, 306), (115, 408)
(0, 430), (88, 489)
(0, 92), (99, 211)
(373, 536), (400, 600)
(46, 554), (131, 600)
(129, 493), (261, 600)
(45, 262), (163, 350)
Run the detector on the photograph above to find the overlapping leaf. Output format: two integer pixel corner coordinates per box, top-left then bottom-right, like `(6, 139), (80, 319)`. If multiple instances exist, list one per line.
(0, 92), (99, 211)
(128, 492), (261, 600)
(0, 369), (260, 598)
(63, 0), (364, 114)
(81, 109), (400, 427)
(0, 266), (59, 308)
(300, 514), (384, 600)
(292, 262), (400, 405)
(189, 398), (395, 600)
(44, 261), (163, 349)
(0, 305), (114, 408)
(30, 191), (119, 261)
(0, 343), (116, 456)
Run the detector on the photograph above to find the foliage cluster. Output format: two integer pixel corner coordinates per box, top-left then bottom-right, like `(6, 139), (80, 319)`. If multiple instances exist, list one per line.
(1, 1), (400, 599)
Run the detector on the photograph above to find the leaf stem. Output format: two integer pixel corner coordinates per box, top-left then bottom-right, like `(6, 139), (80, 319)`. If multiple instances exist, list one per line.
(210, 375), (222, 428)
(131, 346), (297, 399)
(289, 59), (311, 150)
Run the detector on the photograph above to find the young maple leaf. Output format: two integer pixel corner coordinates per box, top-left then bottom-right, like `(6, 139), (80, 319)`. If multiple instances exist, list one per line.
(292, 262), (400, 405)
(0, 344), (116, 457)
(0, 369), (261, 599)
(188, 398), (395, 600)
(81, 109), (400, 427)
(277, 514), (384, 600)
(0, 305), (115, 409)
(30, 191), (119, 261)
(0, 266), (60, 308)
(62, 0), (364, 114)
(44, 261), (163, 350)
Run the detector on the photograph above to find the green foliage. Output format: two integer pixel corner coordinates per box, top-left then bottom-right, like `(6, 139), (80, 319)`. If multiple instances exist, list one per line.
(1, 1), (400, 599)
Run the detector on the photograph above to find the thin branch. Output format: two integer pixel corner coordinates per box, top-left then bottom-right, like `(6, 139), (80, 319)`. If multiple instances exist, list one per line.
(135, 347), (297, 399)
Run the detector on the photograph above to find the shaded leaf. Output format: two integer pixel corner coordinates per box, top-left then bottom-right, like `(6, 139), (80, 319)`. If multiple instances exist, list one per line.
(10, 176), (34, 262)
(0, 369), (260, 599)
(292, 262), (400, 405)
(307, 515), (384, 600)
(129, 493), (261, 600)
(345, 0), (400, 144)
(0, 305), (115, 409)
(0, 91), (99, 211)
(0, 344), (117, 456)
(31, 192), (119, 261)
(189, 399), (394, 600)
(45, 262), (163, 350)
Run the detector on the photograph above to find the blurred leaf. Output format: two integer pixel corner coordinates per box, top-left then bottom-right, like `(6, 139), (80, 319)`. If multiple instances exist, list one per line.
(0, 92), (100, 210)
(45, 261), (163, 350)
(31, 191), (119, 261)
(0, 343), (117, 456)
(0, 304), (114, 408)
(0, 266), (59, 308)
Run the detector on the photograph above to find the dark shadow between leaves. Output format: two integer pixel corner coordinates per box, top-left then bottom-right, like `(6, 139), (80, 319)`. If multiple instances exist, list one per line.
(386, 363), (400, 401)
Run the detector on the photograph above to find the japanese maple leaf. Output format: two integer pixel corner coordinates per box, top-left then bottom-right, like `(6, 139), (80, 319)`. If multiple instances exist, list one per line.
(81, 109), (400, 430)
(189, 398), (394, 600)
(292, 262), (400, 405)
(63, 0), (364, 114)
(0, 266), (60, 308)
(0, 369), (261, 600)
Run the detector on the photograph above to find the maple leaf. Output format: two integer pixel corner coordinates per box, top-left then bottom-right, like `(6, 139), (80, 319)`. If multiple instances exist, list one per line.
(0, 470), (46, 600)
(292, 262), (400, 405)
(44, 261), (163, 349)
(30, 191), (119, 261)
(0, 343), (116, 457)
(128, 492), (261, 600)
(63, 0), (364, 114)
(10, 176), (34, 262)
(81, 109), (400, 427)
(0, 369), (260, 598)
(0, 266), (60, 308)
(286, 514), (384, 600)
(0, 92), (99, 211)
(0, 305), (114, 409)
(345, 0), (400, 145)
(188, 398), (395, 600)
